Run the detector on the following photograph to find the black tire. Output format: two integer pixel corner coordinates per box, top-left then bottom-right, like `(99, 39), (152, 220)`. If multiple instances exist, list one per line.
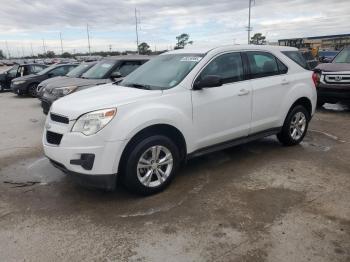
(121, 135), (180, 195)
(28, 83), (38, 97)
(277, 105), (310, 146)
(317, 99), (325, 108)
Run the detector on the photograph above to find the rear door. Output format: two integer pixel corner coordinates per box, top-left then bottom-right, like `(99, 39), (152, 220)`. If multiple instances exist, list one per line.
(191, 52), (252, 150)
(244, 51), (290, 134)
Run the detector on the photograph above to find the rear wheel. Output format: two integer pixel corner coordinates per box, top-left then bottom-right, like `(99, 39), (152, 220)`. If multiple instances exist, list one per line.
(277, 105), (310, 146)
(121, 135), (180, 195)
(28, 83), (38, 97)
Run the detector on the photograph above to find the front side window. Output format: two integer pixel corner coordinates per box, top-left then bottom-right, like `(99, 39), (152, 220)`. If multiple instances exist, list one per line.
(196, 52), (244, 85)
(82, 60), (116, 79)
(332, 48), (350, 63)
(66, 63), (93, 77)
(247, 52), (279, 78)
(120, 54), (204, 90)
(49, 66), (67, 77)
(116, 61), (141, 77)
(7, 65), (19, 78)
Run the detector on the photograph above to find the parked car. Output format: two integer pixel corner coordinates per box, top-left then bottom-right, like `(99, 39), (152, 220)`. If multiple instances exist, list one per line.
(11, 64), (78, 97)
(314, 47), (350, 106)
(318, 50), (339, 63)
(43, 45), (316, 195)
(40, 56), (150, 114)
(36, 61), (97, 99)
(0, 63), (47, 92)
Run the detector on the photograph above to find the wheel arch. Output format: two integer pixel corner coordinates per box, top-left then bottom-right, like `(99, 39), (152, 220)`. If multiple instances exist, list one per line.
(289, 97), (312, 118)
(118, 123), (187, 174)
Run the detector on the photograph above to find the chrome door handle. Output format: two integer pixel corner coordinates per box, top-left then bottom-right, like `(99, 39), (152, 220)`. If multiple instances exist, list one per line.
(281, 79), (290, 85)
(238, 89), (250, 96)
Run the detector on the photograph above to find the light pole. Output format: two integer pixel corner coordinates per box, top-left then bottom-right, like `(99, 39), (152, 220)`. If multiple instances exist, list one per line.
(247, 0), (254, 44)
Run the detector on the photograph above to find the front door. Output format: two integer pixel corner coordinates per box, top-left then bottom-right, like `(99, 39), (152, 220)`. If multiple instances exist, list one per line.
(191, 52), (252, 150)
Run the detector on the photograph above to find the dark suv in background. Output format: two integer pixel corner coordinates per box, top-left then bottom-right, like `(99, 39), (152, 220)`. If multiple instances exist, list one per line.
(314, 48), (350, 106)
(11, 64), (77, 97)
(0, 64), (47, 91)
(40, 56), (150, 114)
(36, 61), (97, 99)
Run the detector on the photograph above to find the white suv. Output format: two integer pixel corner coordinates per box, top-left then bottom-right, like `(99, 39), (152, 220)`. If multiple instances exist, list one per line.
(43, 45), (317, 195)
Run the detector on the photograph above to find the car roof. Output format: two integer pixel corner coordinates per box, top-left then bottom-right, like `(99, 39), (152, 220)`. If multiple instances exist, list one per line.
(166, 45), (298, 55)
(102, 55), (152, 61)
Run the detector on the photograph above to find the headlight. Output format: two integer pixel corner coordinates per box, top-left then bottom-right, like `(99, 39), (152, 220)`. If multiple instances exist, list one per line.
(13, 80), (26, 85)
(71, 108), (116, 136)
(52, 86), (78, 97)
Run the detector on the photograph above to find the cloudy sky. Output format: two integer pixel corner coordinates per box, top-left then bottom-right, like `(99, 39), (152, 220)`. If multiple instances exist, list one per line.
(0, 0), (349, 56)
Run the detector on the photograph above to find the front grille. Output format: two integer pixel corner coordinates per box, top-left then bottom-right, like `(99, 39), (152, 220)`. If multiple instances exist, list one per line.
(50, 113), (69, 124)
(46, 131), (63, 145)
(324, 75), (350, 84)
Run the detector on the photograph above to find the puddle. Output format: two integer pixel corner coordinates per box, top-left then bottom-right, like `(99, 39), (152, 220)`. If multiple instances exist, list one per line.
(322, 103), (349, 112)
(301, 129), (345, 152)
(0, 157), (65, 185)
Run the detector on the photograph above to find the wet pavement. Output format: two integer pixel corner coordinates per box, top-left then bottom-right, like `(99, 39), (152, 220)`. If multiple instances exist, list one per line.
(0, 92), (349, 261)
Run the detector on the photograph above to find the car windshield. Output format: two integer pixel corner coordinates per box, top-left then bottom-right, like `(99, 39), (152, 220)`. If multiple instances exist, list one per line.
(120, 54), (204, 90)
(66, 63), (93, 78)
(333, 49), (350, 63)
(81, 60), (116, 79)
(36, 65), (57, 75)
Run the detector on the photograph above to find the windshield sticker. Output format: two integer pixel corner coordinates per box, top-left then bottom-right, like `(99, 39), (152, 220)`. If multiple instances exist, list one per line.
(101, 64), (112, 68)
(180, 57), (202, 62)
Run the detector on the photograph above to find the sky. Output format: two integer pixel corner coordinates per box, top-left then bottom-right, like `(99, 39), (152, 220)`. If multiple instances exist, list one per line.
(0, 0), (349, 57)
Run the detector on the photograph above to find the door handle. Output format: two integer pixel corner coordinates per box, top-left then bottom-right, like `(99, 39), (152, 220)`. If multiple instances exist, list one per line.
(238, 89), (250, 96)
(281, 79), (290, 85)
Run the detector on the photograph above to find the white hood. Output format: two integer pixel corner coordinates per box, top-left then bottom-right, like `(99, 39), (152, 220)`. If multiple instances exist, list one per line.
(50, 83), (162, 120)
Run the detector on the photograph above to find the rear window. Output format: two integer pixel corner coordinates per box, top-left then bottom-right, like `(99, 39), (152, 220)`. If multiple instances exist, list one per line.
(282, 51), (309, 70)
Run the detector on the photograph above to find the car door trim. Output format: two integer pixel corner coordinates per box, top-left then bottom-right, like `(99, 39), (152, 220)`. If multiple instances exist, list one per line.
(187, 127), (281, 159)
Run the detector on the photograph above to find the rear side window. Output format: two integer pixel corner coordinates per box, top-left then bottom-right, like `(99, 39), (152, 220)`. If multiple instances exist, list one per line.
(282, 51), (309, 70)
(198, 52), (244, 84)
(247, 52), (280, 78)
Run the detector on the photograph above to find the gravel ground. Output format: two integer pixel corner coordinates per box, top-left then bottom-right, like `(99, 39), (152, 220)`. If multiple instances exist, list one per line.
(0, 92), (349, 262)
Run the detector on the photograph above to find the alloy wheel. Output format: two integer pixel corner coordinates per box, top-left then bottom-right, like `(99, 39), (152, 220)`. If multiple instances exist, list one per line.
(136, 145), (173, 188)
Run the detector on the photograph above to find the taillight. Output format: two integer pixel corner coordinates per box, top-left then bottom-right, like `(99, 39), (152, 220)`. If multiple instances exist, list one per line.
(312, 72), (320, 88)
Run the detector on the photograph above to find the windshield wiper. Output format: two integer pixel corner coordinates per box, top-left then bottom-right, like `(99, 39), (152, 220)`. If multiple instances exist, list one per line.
(123, 82), (151, 90)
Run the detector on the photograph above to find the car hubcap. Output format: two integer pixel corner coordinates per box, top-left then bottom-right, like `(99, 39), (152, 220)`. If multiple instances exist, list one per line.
(290, 112), (307, 140)
(137, 145), (173, 188)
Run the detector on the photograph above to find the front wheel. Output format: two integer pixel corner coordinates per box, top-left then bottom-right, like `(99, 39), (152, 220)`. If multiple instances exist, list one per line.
(121, 135), (180, 195)
(277, 105), (310, 146)
(28, 83), (38, 97)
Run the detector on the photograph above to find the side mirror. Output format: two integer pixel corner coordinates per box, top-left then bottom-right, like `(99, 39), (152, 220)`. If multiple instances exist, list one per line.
(193, 75), (222, 90)
(110, 71), (122, 79)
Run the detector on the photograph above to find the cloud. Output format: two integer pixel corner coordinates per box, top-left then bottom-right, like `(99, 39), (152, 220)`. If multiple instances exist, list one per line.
(0, 0), (349, 55)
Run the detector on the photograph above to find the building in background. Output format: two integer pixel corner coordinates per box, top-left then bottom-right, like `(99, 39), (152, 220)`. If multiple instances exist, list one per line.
(278, 33), (350, 50)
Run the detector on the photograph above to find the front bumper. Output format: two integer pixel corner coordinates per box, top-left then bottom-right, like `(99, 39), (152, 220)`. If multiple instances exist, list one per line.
(49, 158), (117, 191)
(317, 83), (350, 102)
(11, 83), (27, 95)
(41, 93), (60, 114)
(43, 118), (128, 190)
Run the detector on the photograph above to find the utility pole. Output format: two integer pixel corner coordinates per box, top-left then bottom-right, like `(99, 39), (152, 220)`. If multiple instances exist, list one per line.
(135, 8), (139, 54)
(59, 32), (64, 55)
(247, 0), (254, 44)
(42, 39), (46, 54)
(30, 43), (34, 57)
(5, 41), (10, 59)
(86, 24), (91, 56)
